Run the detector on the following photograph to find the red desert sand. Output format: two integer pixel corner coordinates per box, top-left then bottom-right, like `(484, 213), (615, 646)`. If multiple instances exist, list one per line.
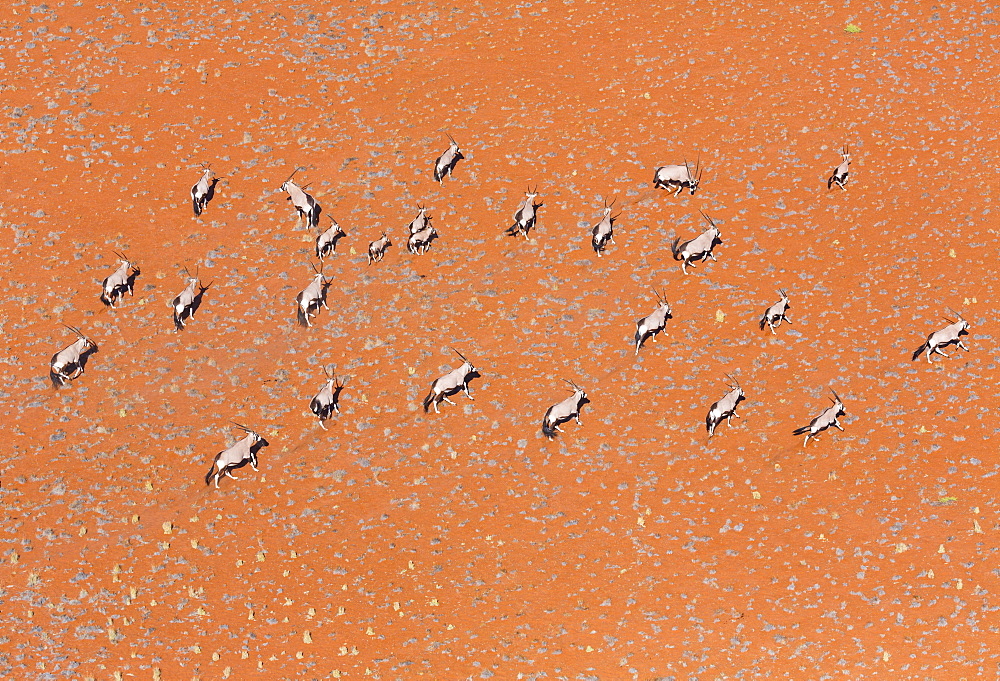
(2, 0), (998, 678)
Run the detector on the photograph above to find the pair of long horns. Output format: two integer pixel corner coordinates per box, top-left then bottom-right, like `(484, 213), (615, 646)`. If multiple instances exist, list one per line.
(444, 131), (458, 145)
(651, 286), (668, 305)
(699, 210), (718, 229)
(231, 421), (261, 436)
(323, 365), (345, 386)
(62, 323), (92, 342)
(723, 372), (741, 389)
(308, 260), (328, 278)
(283, 166), (303, 184)
(525, 184), (539, 195)
(450, 346), (469, 363)
(180, 262), (200, 280)
(561, 377), (584, 392)
(944, 306), (966, 322)
(112, 249), (130, 263)
(684, 153), (703, 181)
(829, 388), (843, 404)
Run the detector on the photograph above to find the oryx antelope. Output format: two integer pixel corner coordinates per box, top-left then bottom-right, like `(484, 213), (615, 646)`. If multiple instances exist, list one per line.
(406, 205), (431, 235)
(100, 251), (141, 308)
(368, 232), (392, 264)
(827, 145), (851, 190)
(706, 373), (745, 437)
(49, 324), (98, 387)
(912, 308), (971, 363)
(204, 423), (270, 489)
(634, 288), (672, 355)
(792, 389), (846, 446)
(408, 224), (438, 255)
(423, 348), (477, 414)
(670, 211), (722, 275)
(506, 186), (542, 239)
(190, 164), (218, 216)
(309, 366), (345, 429)
(542, 379), (589, 440)
(315, 217), (346, 260)
(281, 168), (321, 229)
(171, 265), (211, 331)
(591, 198), (619, 257)
(653, 155), (702, 196)
(433, 132), (464, 184)
(759, 289), (792, 334)
(295, 262), (331, 328)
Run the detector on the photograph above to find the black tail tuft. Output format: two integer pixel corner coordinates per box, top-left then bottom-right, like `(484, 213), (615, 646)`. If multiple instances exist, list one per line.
(542, 408), (557, 439)
(193, 196), (203, 216)
(791, 425), (811, 436)
(422, 390), (434, 413)
(759, 315), (767, 331)
(205, 455), (219, 486)
(49, 370), (64, 389)
(670, 237), (682, 261)
(911, 343), (926, 361)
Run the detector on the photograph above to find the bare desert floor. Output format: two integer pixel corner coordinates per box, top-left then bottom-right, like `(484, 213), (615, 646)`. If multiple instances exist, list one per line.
(2, 0), (999, 678)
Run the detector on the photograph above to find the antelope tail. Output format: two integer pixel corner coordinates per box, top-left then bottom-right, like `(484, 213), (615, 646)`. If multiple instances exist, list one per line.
(670, 237), (682, 261)
(204, 453), (221, 486)
(541, 408), (557, 438)
(791, 425), (811, 436)
(911, 343), (927, 361)
(422, 389), (435, 412)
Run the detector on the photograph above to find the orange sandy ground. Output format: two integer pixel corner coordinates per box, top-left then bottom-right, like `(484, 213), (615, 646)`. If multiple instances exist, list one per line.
(2, 0), (998, 678)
